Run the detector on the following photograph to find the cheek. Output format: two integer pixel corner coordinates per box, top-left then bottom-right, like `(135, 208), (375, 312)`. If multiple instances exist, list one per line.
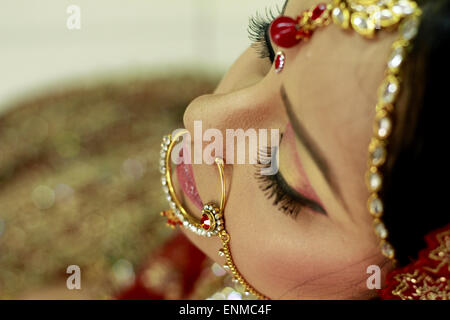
(182, 164), (383, 299)
(180, 164), (312, 297)
(213, 165), (331, 298)
(218, 167), (383, 298)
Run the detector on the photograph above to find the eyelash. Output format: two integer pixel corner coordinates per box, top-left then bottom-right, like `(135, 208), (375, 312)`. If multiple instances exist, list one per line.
(254, 147), (305, 218)
(247, 7), (279, 62)
(254, 147), (326, 218)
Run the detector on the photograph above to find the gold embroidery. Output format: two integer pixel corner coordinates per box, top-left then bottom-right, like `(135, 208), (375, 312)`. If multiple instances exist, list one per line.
(392, 230), (450, 300)
(424, 231), (450, 274)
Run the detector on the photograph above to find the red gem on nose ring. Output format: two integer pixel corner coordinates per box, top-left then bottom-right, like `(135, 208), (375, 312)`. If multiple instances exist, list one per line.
(270, 16), (301, 48)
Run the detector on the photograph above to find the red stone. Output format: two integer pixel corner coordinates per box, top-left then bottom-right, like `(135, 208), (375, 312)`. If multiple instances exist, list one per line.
(270, 16), (301, 48)
(311, 3), (327, 20)
(201, 214), (211, 230)
(274, 52), (285, 73)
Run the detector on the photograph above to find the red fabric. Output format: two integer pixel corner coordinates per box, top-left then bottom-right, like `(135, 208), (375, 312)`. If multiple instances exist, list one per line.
(379, 224), (450, 300)
(116, 232), (207, 300)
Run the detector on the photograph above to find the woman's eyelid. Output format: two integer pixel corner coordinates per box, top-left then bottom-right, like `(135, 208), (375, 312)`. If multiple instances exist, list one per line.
(257, 146), (327, 216)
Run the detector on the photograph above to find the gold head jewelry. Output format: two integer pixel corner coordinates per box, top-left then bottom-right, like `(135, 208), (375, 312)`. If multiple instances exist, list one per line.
(331, 0), (420, 37)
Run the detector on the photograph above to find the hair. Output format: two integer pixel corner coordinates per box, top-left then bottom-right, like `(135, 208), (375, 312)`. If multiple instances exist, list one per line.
(382, 0), (450, 266)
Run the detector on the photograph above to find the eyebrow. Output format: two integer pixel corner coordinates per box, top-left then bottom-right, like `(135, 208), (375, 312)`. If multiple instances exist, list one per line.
(280, 85), (346, 208)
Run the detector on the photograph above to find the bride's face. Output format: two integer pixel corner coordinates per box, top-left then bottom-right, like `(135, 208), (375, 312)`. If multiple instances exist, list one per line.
(179, 0), (398, 299)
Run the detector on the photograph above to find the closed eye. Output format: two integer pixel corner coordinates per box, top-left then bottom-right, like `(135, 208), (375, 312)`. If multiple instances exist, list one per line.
(247, 7), (278, 62)
(255, 147), (327, 218)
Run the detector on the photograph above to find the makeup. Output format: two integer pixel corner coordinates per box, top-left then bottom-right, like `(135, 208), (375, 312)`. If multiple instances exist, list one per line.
(283, 122), (324, 208)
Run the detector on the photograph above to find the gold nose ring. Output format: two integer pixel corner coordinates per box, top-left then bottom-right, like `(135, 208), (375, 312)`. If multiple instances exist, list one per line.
(159, 130), (226, 236)
(159, 131), (269, 300)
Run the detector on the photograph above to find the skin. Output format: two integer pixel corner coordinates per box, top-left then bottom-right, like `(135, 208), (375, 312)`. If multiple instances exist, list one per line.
(179, 0), (399, 299)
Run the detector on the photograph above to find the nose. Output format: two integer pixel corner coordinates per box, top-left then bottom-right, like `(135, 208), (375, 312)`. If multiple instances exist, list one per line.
(182, 45), (285, 186)
(179, 48), (284, 220)
(183, 46), (281, 134)
(214, 47), (272, 94)
(182, 76), (284, 176)
(183, 79), (279, 138)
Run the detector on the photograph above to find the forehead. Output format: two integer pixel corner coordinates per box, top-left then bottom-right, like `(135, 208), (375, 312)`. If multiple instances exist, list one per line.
(280, 0), (397, 206)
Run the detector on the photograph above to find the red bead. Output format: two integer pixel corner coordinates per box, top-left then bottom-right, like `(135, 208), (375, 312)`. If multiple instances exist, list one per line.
(201, 214), (211, 230)
(311, 3), (327, 20)
(274, 52), (285, 73)
(270, 16), (301, 48)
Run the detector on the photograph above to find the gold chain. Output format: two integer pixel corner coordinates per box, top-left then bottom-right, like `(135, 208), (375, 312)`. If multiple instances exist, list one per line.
(218, 230), (270, 300)
(364, 5), (422, 263)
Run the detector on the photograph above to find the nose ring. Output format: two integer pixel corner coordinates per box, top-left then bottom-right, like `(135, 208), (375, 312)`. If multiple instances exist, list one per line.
(159, 130), (226, 237)
(159, 131), (269, 300)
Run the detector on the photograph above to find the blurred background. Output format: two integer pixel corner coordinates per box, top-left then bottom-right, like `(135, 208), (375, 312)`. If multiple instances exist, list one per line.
(0, 0), (283, 299)
(0, 0), (283, 111)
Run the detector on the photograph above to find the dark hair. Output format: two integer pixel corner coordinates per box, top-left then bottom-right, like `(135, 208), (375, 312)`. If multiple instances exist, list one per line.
(382, 0), (450, 266)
